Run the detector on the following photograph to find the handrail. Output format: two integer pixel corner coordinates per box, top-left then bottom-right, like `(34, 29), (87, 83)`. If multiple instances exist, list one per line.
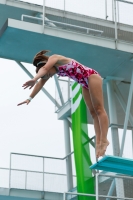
(11, 151), (74, 160)
(11, 135), (95, 160)
(109, 123), (133, 130)
(99, 173), (133, 180)
(64, 192), (133, 200)
(0, 167), (76, 177)
(21, 14), (104, 35)
(64, 173), (133, 200)
(116, 0), (133, 5)
(44, 19), (103, 34)
(21, 15), (42, 22)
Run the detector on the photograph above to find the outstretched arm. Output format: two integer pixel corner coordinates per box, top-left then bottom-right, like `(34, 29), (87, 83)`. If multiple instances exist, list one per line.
(17, 78), (48, 106)
(22, 55), (58, 89)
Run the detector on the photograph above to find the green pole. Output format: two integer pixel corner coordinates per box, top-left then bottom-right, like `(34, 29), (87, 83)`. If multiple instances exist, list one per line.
(71, 82), (95, 200)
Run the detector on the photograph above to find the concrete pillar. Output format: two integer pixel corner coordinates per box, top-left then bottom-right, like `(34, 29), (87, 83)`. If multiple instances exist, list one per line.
(63, 119), (73, 191)
(106, 80), (125, 199)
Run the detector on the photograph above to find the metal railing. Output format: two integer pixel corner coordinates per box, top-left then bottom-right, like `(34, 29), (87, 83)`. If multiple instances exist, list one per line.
(64, 173), (133, 200)
(0, 167), (77, 193)
(19, 0), (133, 46)
(11, 0), (133, 26)
(21, 14), (104, 35)
(1, 166), (133, 199)
(15, 0), (111, 20)
(8, 152), (76, 193)
(5, 145), (95, 193)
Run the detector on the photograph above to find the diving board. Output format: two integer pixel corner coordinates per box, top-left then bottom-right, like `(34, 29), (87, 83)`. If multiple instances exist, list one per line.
(90, 155), (133, 175)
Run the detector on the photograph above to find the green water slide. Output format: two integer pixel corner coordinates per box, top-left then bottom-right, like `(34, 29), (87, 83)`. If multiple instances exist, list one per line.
(71, 83), (95, 200)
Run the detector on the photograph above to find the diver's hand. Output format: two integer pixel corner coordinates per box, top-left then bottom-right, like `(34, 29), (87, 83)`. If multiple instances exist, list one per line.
(22, 79), (36, 89)
(17, 99), (30, 106)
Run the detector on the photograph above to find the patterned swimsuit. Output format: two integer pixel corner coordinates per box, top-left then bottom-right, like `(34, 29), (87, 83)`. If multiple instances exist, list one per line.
(57, 60), (100, 89)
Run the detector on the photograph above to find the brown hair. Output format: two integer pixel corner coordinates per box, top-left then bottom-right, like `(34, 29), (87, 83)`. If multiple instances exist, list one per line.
(33, 50), (50, 73)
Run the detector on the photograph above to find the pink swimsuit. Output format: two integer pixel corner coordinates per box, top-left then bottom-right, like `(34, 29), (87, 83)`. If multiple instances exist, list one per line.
(57, 60), (100, 89)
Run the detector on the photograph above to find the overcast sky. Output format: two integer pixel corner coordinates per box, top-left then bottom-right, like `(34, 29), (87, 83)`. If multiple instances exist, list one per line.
(0, 58), (67, 166)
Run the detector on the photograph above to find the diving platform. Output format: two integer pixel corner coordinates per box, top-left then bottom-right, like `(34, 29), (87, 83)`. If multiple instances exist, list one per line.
(90, 155), (133, 175)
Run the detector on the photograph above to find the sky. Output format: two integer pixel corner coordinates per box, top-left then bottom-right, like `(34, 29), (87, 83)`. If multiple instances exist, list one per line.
(0, 59), (66, 164)
(0, 0), (133, 189)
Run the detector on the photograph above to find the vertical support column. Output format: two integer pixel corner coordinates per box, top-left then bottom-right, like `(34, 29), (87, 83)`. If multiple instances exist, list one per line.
(54, 75), (64, 105)
(106, 80), (125, 199)
(114, 82), (133, 125)
(107, 80), (120, 155)
(68, 78), (70, 100)
(117, 0), (119, 23)
(113, 0), (118, 48)
(132, 128), (133, 157)
(63, 193), (66, 200)
(43, 157), (44, 192)
(112, 0), (114, 21)
(96, 173), (99, 200)
(9, 153), (11, 196)
(64, 0), (66, 17)
(63, 119), (73, 191)
(105, 0), (107, 20)
(25, 171), (27, 190)
(41, 157), (45, 199)
(120, 70), (133, 156)
(43, 0), (45, 33)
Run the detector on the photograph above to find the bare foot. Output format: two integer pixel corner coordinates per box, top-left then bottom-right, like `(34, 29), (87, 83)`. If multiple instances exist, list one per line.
(100, 140), (109, 157)
(96, 143), (101, 158)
